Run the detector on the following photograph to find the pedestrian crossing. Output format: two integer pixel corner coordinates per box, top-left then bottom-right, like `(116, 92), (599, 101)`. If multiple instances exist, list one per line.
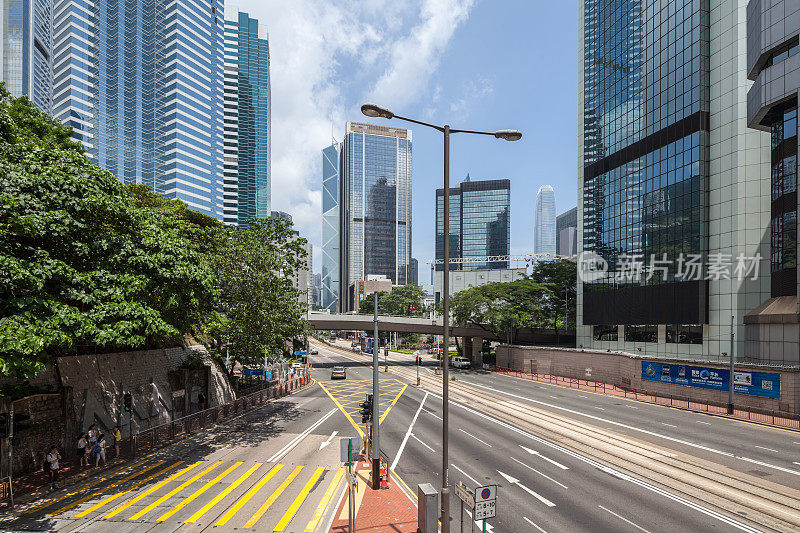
(6, 458), (347, 531)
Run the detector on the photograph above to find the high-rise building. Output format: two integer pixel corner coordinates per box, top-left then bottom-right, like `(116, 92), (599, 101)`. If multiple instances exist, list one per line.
(436, 176), (510, 271)
(312, 272), (322, 308)
(534, 185), (556, 256)
(579, 0), (771, 361)
(0, 0), (52, 113)
(224, 10), (271, 226)
(556, 207), (578, 257)
(339, 122), (412, 311)
(744, 0), (799, 363)
(321, 142), (340, 312)
(51, 0), (226, 220)
(409, 258), (419, 286)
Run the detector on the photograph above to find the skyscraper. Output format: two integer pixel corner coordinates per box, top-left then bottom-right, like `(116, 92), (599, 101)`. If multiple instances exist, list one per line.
(224, 10), (271, 226)
(556, 207), (578, 257)
(0, 0), (52, 113)
(339, 122), (412, 311)
(579, 0), (771, 361)
(51, 0), (227, 220)
(435, 176), (510, 271)
(534, 185), (556, 255)
(321, 142), (340, 312)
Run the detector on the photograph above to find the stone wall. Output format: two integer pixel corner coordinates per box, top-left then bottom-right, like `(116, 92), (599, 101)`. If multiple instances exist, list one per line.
(496, 345), (800, 414)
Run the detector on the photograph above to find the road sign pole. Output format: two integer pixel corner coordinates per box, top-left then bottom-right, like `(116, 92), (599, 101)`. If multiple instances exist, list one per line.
(460, 500), (464, 533)
(483, 519), (486, 533)
(372, 292), (380, 489)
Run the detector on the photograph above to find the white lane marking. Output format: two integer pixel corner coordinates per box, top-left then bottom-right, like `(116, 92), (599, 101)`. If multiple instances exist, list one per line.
(392, 391), (429, 470)
(593, 406), (605, 410)
(267, 408), (337, 462)
(598, 505), (653, 533)
(411, 433), (435, 453)
(426, 391), (765, 533)
(626, 405), (638, 409)
(661, 423), (678, 428)
(520, 445), (569, 470)
(319, 430), (338, 451)
(696, 421), (712, 425)
(794, 462), (800, 466)
(459, 429), (493, 447)
(465, 509), (495, 532)
(423, 408), (443, 420)
(465, 382), (800, 478)
(497, 470), (556, 507)
(753, 445), (780, 453)
(452, 464), (481, 486)
(549, 395), (559, 399)
(524, 516), (547, 532)
(511, 457), (568, 489)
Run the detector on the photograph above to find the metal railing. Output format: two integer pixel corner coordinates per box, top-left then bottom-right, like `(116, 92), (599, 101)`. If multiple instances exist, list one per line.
(493, 366), (800, 430)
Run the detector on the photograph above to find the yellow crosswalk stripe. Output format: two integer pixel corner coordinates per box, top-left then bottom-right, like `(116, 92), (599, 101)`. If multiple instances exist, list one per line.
(49, 460), (167, 516)
(184, 462), (263, 524)
(22, 457), (151, 515)
(103, 460), (204, 519)
(74, 461), (183, 518)
(243, 465), (304, 528)
(215, 464), (283, 526)
(274, 467), (325, 531)
(128, 461), (222, 520)
(156, 461), (243, 522)
(305, 468), (345, 532)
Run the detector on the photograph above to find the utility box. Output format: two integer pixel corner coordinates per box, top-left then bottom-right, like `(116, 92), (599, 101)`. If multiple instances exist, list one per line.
(417, 483), (438, 533)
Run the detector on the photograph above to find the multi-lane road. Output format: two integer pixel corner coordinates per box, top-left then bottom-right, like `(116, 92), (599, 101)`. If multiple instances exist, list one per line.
(2, 340), (800, 532)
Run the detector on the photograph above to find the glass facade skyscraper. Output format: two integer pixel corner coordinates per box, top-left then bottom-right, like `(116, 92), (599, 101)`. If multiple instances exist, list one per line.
(223, 10), (271, 226)
(51, 0), (227, 220)
(321, 142), (340, 312)
(1, 0), (52, 112)
(339, 122), (412, 311)
(436, 177), (510, 271)
(534, 184), (556, 256)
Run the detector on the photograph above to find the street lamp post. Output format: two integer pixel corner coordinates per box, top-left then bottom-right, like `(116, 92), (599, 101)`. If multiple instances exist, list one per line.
(361, 103), (520, 532)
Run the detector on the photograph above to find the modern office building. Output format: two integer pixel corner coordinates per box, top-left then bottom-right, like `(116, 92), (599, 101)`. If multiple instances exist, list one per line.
(0, 0), (52, 112)
(312, 273), (322, 308)
(435, 176), (510, 271)
(339, 122), (412, 311)
(534, 185), (556, 256)
(556, 207), (578, 257)
(409, 257), (419, 286)
(321, 142), (340, 312)
(223, 10), (271, 226)
(578, 0), (772, 361)
(51, 0), (227, 220)
(744, 0), (800, 364)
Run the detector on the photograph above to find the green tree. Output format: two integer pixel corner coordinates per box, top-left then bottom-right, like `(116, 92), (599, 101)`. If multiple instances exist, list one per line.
(528, 259), (577, 335)
(358, 284), (426, 317)
(0, 84), (217, 378)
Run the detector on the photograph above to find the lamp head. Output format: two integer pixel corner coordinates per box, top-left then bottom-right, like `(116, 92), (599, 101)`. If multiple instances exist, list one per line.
(494, 129), (522, 141)
(361, 103), (394, 119)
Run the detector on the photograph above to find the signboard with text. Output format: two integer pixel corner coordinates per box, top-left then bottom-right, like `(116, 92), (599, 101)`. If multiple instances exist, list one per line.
(641, 362), (780, 398)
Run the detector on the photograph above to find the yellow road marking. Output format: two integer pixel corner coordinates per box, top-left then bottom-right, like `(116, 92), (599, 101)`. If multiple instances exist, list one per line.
(104, 460), (204, 519)
(49, 460), (167, 516)
(319, 382), (364, 437)
(274, 467), (325, 531)
(215, 464), (283, 526)
(185, 462), (263, 524)
(244, 465), (304, 528)
(156, 461), (242, 522)
(338, 468), (369, 520)
(74, 461), (182, 518)
(379, 383), (408, 425)
(305, 468), (345, 532)
(128, 461), (222, 520)
(23, 457), (151, 515)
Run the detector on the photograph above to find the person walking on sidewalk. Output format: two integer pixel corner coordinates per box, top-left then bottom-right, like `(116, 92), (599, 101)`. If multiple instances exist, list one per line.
(87, 424), (98, 461)
(113, 426), (122, 458)
(46, 446), (61, 491)
(197, 392), (206, 411)
(77, 434), (88, 467)
(94, 434), (107, 467)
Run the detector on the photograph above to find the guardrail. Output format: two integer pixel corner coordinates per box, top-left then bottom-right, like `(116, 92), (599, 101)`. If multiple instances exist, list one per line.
(130, 373), (310, 457)
(493, 366), (800, 430)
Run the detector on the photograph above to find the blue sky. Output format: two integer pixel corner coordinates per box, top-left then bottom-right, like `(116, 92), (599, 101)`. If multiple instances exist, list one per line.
(232, 0), (579, 279)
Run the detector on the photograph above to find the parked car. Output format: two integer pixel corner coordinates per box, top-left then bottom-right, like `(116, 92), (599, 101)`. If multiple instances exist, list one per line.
(353, 346), (361, 353)
(331, 366), (346, 380)
(451, 357), (470, 369)
(310, 349), (319, 355)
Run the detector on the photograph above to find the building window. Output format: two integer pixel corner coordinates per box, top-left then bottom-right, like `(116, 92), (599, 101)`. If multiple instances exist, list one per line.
(764, 37), (799, 70)
(666, 324), (703, 344)
(770, 104), (798, 297)
(624, 325), (658, 343)
(593, 325), (618, 341)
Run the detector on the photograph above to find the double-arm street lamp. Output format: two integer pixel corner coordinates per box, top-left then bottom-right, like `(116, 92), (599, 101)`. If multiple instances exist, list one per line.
(361, 103), (521, 532)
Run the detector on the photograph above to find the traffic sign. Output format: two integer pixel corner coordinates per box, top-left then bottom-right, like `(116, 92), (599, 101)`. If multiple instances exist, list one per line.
(340, 437), (361, 463)
(455, 482), (475, 509)
(475, 500), (496, 520)
(475, 484), (496, 502)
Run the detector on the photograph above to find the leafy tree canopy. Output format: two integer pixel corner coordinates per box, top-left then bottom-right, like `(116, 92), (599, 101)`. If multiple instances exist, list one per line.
(358, 284), (426, 317)
(528, 259), (577, 332)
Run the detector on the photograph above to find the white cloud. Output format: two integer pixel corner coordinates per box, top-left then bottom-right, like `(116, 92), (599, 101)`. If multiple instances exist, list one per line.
(449, 76), (493, 115)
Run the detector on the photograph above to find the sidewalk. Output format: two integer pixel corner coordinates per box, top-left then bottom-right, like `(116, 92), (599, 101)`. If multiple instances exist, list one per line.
(329, 455), (417, 533)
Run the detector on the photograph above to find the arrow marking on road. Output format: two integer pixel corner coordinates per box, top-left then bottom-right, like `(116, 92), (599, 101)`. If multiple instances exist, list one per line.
(497, 470), (556, 507)
(319, 430), (338, 451)
(520, 445), (569, 470)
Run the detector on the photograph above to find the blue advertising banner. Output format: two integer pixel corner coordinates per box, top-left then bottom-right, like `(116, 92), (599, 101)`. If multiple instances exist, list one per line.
(641, 362), (780, 399)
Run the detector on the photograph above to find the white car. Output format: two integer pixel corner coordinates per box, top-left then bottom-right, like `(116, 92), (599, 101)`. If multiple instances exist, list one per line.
(451, 357), (470, 369)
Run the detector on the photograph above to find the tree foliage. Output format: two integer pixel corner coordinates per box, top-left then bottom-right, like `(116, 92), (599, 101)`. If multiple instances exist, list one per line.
(528, 259), (577, 332)
(358, 284), (426, 317)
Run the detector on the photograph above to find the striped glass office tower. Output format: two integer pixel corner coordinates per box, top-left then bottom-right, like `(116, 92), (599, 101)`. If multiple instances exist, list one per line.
(321, 142), (340, 312)
(223, 9), (271, 226)
(0, 0), (53, 112)
(51, 0), (226, 219)
(339, 122), (412, 311)
(534, 184), (556, 256)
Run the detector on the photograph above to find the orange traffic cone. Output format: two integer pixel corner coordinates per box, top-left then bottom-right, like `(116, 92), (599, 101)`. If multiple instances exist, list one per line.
(380, 464), (388, 489)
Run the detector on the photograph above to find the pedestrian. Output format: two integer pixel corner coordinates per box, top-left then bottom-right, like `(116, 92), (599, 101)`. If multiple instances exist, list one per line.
(94, 434), (107, 467)
(77, 433), (88, 467)
(46, 445), (61, 491)
(87, 424), (97, 461)
(197, 392), (206, 411)
(113, 426), (122, 458)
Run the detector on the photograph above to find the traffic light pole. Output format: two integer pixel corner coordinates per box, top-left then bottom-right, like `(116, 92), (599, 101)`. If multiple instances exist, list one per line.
(372, 292), (380, 489)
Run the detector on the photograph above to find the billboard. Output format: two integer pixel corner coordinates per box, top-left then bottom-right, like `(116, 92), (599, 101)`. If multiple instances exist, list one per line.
(641, 362), (780, 399)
